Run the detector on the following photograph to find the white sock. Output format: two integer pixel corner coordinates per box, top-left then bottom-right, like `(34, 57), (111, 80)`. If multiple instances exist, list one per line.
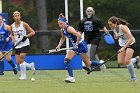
(131, 58), (137, 64)
(20, 62), (26, 78)
(127, 62), (136, 79)
(24, 61), (31, 69)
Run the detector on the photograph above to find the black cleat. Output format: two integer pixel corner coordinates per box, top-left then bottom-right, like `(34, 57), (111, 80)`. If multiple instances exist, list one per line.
(82, 66), (91, 72)
(13, 65), (18, 75)
(0, 72), (4, 75)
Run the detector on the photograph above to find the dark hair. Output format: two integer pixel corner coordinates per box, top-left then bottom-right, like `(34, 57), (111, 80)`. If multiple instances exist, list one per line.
(108, 16), (129, 25)
(59, 13), (65, 18)
(58, 13), (67, 22)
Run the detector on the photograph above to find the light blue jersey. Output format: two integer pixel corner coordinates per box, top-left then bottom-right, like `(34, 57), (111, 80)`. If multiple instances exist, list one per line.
(0, 23), (13, 51)
(63, 25), (88, 53)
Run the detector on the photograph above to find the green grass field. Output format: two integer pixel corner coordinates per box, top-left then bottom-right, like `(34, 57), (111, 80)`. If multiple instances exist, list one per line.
(0, 69), (139, 93)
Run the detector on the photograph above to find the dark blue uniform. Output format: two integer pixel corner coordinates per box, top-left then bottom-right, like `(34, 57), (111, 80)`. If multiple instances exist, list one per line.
(0, 23), (17, 75)
(78, 16), (104, 45)
(63, 25), (88, 53)
(0, 24), (13, 51)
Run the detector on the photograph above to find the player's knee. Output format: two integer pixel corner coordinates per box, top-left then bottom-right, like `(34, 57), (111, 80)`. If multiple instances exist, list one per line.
(5, 57), (11, 62)
(118, 61), (124, 65)
(125, 59), (131, 65)
(64, 58), (70, 64)
(6, 59), (11, 62)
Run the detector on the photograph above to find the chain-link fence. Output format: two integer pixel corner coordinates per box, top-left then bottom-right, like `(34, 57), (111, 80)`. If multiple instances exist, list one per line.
(26, 30), (139, 68)
(29, 30), (139, 54)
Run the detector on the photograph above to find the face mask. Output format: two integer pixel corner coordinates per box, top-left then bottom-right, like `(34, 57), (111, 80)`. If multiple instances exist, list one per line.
(86, 7), (95, 18)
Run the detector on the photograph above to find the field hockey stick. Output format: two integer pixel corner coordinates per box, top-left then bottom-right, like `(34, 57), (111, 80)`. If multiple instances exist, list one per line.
(41, 47), (73, 53)
(0, 42), (8, 55)
(87, 51), (120, 75)
(0, 41), (8, 51)
(0, 40), (22, 60)
(0, 37), (12, 55)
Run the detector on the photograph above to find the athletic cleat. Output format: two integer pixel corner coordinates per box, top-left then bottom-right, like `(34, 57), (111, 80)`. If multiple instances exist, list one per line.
(82, 66), (91, 72)
(99, 60), (106, 71)
(129, 77), (137, 82)
(135, 56), (140, 69)
(0, 72), (4, 75)
(64, 76), (76, 83)
(30, 62), (36, 75)
(18, 77), (26, 80)
(13, 65), (18, 75)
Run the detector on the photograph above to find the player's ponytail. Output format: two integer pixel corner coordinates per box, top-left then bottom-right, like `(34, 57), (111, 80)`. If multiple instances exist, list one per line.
(59, 13), (65, 18)
(108, 16), (129, 25)
(118, 18), (129, 25)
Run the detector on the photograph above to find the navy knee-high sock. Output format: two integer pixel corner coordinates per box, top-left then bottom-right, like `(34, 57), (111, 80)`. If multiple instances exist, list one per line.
(0, 61), (4, 73)
(65, 63), (74, 77)
(7, 60), (16, 68)
(91, 60), (101, 66)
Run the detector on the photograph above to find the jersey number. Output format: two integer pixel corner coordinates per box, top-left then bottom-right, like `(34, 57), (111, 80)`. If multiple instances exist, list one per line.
(17, 34), (20, 38)
(0, 35), (4, 41)
(84, 24), (93, 31)
(69, 38), (74, 43)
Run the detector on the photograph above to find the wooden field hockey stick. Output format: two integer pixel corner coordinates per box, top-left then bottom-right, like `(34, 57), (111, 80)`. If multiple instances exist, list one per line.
(0, 40), (22, 60)
(87, 51), (120, 75)
(41, 47), (73, 53)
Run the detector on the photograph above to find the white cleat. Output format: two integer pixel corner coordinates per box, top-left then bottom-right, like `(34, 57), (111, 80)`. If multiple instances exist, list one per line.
(135, 56), (140, 69)
(64, 76), (76, 83)
(30, 62), (36, 75)
(18, 77), (26, 80)
(99, 60), (106, 71)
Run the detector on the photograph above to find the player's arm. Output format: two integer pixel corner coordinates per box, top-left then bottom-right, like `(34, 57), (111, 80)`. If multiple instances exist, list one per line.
(119, 25), (133, 52)
(4, 24), (13, 42)
(68, 26), (81, 45)
(122, 25), (133, 48)
(5, 24), (11, 33)
(114, 33), (118, 40)
(97, 18), (109, 33)
(23, 22), (35, 38)
(56, 30), (66, 49)
(10, 25), (15, 43)
(102, 26), (109, 33)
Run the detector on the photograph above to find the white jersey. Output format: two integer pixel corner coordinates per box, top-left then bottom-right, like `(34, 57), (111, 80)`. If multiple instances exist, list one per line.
(11, 21), (30, 48)
(113, 25), (135, 46)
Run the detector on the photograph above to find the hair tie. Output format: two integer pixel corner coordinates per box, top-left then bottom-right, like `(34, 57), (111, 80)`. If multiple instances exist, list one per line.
(58, 18), (66, 22)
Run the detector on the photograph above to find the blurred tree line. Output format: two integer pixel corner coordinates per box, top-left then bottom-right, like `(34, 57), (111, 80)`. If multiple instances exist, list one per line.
(2, 0), (140, 57)
(84, 0), (140, 29)
(3, 0), (140, 29)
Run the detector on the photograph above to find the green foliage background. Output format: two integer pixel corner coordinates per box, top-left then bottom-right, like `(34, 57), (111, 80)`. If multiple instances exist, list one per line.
(2, 0), (140, 57)
(3, 0), (140, 29)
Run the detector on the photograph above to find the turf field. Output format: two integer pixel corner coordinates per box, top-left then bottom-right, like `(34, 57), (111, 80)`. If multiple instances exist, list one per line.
(0, 69), (139, 93)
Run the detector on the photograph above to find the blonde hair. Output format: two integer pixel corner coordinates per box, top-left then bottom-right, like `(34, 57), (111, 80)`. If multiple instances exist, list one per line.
(13, 11), (20, 16)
